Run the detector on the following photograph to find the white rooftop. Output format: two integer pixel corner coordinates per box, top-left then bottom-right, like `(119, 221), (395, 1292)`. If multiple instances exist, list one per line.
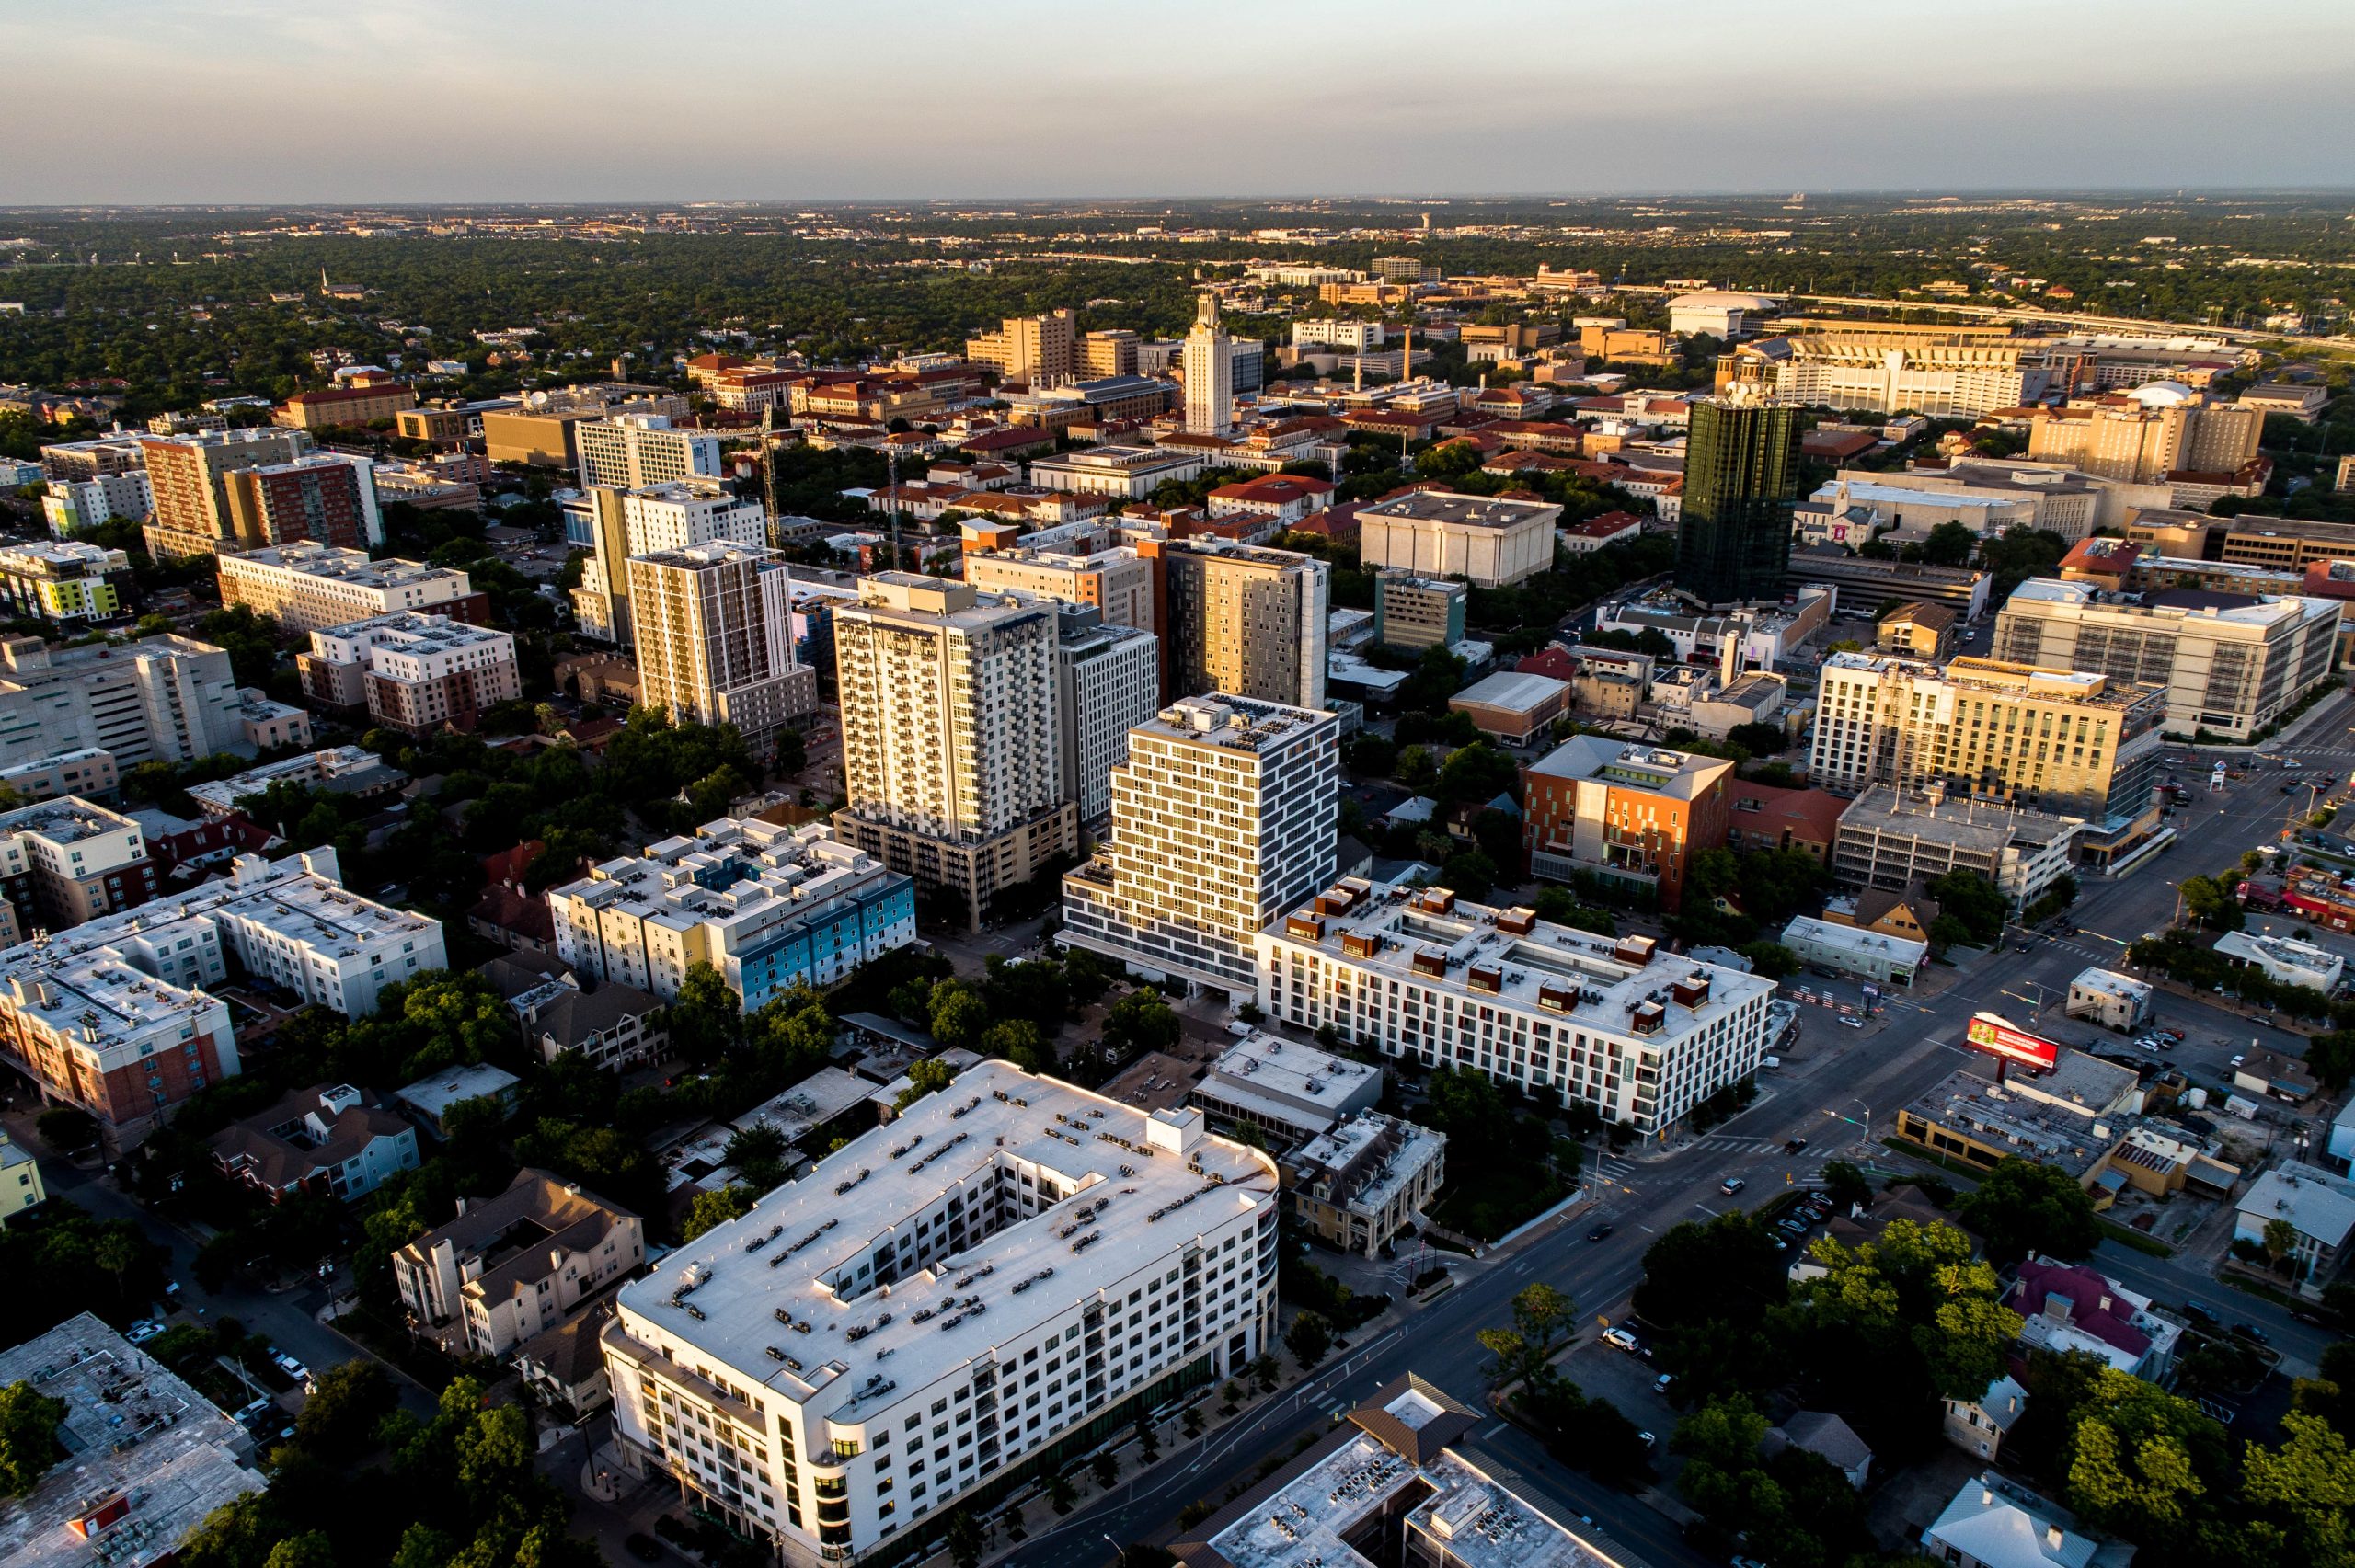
(2236, 1161), (2355, 1248)
(616, 1059), (1278, 1425)
(1783, 915), (1931, 966)
(2070, 967), (2151, 1002)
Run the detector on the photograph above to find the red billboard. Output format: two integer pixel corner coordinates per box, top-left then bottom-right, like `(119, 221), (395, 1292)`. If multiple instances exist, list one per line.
(1966, 1012), (2060, 1071)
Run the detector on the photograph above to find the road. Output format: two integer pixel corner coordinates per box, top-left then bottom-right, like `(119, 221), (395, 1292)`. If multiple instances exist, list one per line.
(1017, 686), (2355, 1568)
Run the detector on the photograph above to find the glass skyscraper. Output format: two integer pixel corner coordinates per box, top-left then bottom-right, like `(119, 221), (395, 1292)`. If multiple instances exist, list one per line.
(1676, 395), (1798, 607)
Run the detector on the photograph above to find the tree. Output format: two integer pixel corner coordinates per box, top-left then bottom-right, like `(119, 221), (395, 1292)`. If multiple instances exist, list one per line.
(1477, 1281), (1576, 1391)
(1102, 987), (1179, 1059)
(1439, 850), (1499, 901)
(2264, 1218), (2300, 1276)
(1820, 1161), (1873, 1215)
(682, 1185), (756, 1241)
(0, 1381), (63, 1497)
(262, 1533), (337, 1568)
(1285, 1312), (1332, 1369)
(663, 962), (742, 1065)
(1251, 1354), (1280, 1393)
(1920, 520), (1979, 567)
(35, 1106), (97, 1152)
(945, 1510), (983, 1568)
(1091, 1450), (1119, 1490)
(1956, 1157), (2099, 1265)
(926, 981), (988, 1051)
(1925, 868), (2009, 944)
(293, 1361), (396, 1463)
(978, 1018), (1051, 1073)
(1047, 1473), (1076, 1515)
(895, 1058), (958, 1110)
(2177, 873), (2244, 933)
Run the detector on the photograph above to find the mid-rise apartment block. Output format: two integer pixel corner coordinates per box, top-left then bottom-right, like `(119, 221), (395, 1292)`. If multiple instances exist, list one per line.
(576, 413), (724, 491)
(1259, 880), (1775, 1134)
(2024, 386), (2264, 486)
(551, 816), (915, 1012)
(219, 452), (384, 553)
(572, 480), (768, 645)
(1809, 653), (2166, 831)
(1149, 539), (1330, 712)
(397, 1167), (644, 1359)
(0, 796), (159, 942)
(601, 1060), (1280, 1560)
(137, 427), (314, 559)
(217, 542), (484, 633)
(832, 576), (1076, 928)
(298, 612), (522, 736)
(273, 377), (417, 431)
(961, 538), (1158, 636)
(1355, 489), (1558, 588)
(37, 434), (148, 484)
(1522, 736), (1735, 912)
(0, 540), (131, 624)
(1992, 577), (2338, 741)
(0, 847), (440, 1147)
(1832, 784), (2085, 908)
(626, 544), (817, 761)
(1053, 611), (1161, 833)
(1063, 694), (1338, 993)
(964, 309), (1077, 387)
(40, 471), (153, 536)
(0, 635), (252, 771)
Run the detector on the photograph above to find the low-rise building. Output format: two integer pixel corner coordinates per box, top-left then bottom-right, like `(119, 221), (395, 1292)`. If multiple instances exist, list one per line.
(1877, 600), (1959, 659)
(394, 1166), (645, 1359)
(0, 1313), (265, 1568)
(2212, 929), (2345, 994)
(506, 972), (669, 1072)
(395, 1062), (525, 1138)
(1895, 1053), (2142, 1188)
(1028, 444), (1210, 499)
(1921, 1471), (2135, 1568)
(1447, 670), (1569, 746)
(206, 1082), (419, 1202)
(1944, 1375), (2028, 1463)
(1189, 1031), (1384, 1149)
(1259, 880), (1775, 1135)
(1780, 914), (1926, 986)
(0, 1130), (40, 1216)
(1373, 569), (1467, 652)
(1205, 473), (1334, 531)
(1786, 545), (1992, 619)
(1284, 1111), (1446, 1258)
(2005, 1254), (2181, 1380)
(2067, 967), (2153, 1032)
(1831, 785), (2084, 909)
(2234, 1161), (2355, 1286)
(1522, 736), (1735, 911)
(185, 746), (406, 818)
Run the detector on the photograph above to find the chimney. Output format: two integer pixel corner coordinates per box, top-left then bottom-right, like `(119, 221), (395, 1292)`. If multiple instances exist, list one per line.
(2046, 1526), (2064, 1551)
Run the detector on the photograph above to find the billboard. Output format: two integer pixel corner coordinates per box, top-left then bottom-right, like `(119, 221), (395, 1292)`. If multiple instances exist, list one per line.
(1966, 1012), (2060, 1071)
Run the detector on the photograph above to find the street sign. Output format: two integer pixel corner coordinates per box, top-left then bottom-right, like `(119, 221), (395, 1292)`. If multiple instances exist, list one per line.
(1862, 983), (1881, 999)
(1966, 1012), (2060, 1070)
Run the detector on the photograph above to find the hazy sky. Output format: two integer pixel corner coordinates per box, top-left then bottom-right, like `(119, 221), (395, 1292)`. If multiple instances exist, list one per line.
(6, 0), (2354, 204)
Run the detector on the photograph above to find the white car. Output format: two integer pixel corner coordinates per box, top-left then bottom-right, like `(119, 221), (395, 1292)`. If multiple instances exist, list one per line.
(125, 1320), (166, 1345)
(270, 1350), (310, 1384)
(1837, 1015), (1864, 1029)
(1603, 1327), (1642, 1353)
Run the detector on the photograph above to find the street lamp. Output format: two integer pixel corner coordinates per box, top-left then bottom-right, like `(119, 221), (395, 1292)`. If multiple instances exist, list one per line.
(1105, 1535), (1129, 1567)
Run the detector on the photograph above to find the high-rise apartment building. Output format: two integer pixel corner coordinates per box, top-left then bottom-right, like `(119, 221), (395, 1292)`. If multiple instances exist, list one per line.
(625, 544), (816, 761)
(222, 453), (383, 552)
(1258, 884), (1775, 1135)
(1053, 610), (1161, 833)
(1809, 653), (2167, 831)
(963, 309), (1076, 388)
(601, 1062), (1279, 1561)
(1677, 394), (1798, 608)
(139, 428), (314, 560)
(572, 480), (768, 645)
(1993, 578), (2339, 742)
(0, 635), (251, 770)
(832, 576), (1077, 927)
(217, 543), (484, 633)
(1063, 694), (1338, 992)
(574, 414), (724, 492)
(1181, 294), (1235, 436)
(1147, 539), (1330, 712)
(2023, 385), (2264, 486)
(1077, 328), (1140, 379)
(1522, 736), (1735, 912)
(549, 816), (915, 1010)
(961, 539), (1158, 636)
(298, 612), (523, 736)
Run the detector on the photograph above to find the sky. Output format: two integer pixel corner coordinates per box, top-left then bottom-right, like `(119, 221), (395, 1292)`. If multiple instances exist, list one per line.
(6, 0), (2354, 205)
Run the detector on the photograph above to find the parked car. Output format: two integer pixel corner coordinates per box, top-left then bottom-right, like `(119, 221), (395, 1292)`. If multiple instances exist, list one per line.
(1637, 1430), (1657, 1449)
(1720, 1177), (1748, 1196)
(2182, 1301), (2219, 1327)
(1603, 1327), (1642, 1354)
(1836, 1015), (1864, 1029)
(1655, 1372), (1675, 1395)
(2229, 1322), (2270, 1345)
(270, 1350), (310, 1384)
(125, 1320), (166, 1345)
(1777, 1217), (1810, 1236)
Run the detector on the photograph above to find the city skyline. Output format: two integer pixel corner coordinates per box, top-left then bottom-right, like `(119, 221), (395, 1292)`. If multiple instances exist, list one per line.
(6, 0), (2354, 204)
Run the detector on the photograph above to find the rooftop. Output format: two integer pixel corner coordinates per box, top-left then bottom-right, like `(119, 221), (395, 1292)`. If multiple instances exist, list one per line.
(1923, 1471), (2133, 1568)
(396, 1063), (523, 1124)
(1782, 915), (1927, 966)
(615, 1060), (1279, 1425)
(2235, 1161), (2355, 1248)
(2070, 967), (2151, 1004)
(548, 817), (906, 956)
(1200, 1031), (1383, 1132)
(2005, 576), (2330, 631)
(1836, 785), (2086, 854)
(1901, 1066), (2130, 1180)
(221, 543), (469, 590)
(1358, 489), (1558, 528)
(1137, 694), (1333, 754)
(0, 797), (141, 847)
(1263, 878), (1773, 1044)
(1451, 670), (1569, 716)
(0, 1313), (262, 1568)
(729, 1066), (876, 1145)
(1526, 735), (1734, 802)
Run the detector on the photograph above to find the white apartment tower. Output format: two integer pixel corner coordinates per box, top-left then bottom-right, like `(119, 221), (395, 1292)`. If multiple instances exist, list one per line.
(576, 414), (725, 492)
(1062, 694), (1338, 994)
(573, 479), (768, 646)
(1054, 612), (1162, 832)
(1181, 293), (1235, 437)
(626, 544), (817, 761)
(831, 576), (1077, 927)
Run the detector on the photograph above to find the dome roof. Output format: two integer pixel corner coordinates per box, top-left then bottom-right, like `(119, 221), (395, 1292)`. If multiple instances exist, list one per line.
(2128, 380), (2196, 407)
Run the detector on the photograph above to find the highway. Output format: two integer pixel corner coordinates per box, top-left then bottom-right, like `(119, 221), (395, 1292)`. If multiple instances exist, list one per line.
(1017, 683), (2355, 1568)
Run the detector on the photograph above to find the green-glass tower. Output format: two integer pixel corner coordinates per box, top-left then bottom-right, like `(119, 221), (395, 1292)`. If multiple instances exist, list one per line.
(1675, 396), (1798, 608)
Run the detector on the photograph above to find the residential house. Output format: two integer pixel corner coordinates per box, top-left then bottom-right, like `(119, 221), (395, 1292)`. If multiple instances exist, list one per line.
(393, 1167), (645, 1358)
(206, 1083), (419, 1202)
(1944, 1374), (2028, 1461)
(1762, 1412), (1871, 1489)
(1921, 1472), (2134, 1568)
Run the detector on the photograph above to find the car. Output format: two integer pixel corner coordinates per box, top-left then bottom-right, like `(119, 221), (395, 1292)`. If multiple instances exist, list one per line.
(233, 1397), (273, 1425)
(2014, 942), (2033, 953)
(2286, 759), (2303, 769)
(1720, 1177), (1748, 1196)
(2229, 1322), (2270, 1345)
(270, 1350), (310, 1383)
(2230, 1054), (2246, 1070)
(1837, 1015), (1864, 1029)
(1587, 1223), (1615, 1242)
(2292, 1308), (2330, 1327)
(624, 1536), (667, 1564)
(1603, 1327), (1642, 1354)
(2182, 1301), (2219, 1327)
(1655, 1372), (1675, 1395)
(2159, 1028), (2185, 1042)
(1784, 1138), (1809, 1155)
(1733, 1556), (1769, 1568)
(1777, 1218), (1811, 1238)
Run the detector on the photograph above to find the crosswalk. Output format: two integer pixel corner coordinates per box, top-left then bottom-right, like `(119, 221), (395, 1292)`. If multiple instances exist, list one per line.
(1692, 1134), (1782, 1153)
